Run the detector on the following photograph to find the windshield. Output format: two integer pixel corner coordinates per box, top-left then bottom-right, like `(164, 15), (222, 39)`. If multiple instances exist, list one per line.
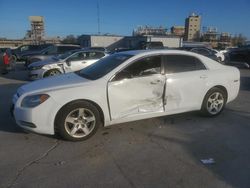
(41, 46), (52, 54)
(77, 53), (133, 80)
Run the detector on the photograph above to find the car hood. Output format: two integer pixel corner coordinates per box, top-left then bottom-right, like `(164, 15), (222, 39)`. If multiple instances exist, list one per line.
(28, 57), (61, 67)
(18, 73), (89, 95)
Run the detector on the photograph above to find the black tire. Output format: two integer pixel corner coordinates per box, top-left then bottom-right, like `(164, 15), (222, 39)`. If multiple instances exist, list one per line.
(201, 87), (227, 117)
(55, 101), (101, 141)
(43, 69), (61, 78)
(11, 55), (17, 62)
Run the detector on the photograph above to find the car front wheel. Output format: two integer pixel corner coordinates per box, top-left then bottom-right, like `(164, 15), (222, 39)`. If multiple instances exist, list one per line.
(55, 101), (101, 141)
(44, 69), (61, 78)
(201, 88), (226, 116)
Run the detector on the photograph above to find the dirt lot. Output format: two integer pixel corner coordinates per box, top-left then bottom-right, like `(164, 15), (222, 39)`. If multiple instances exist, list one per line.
(1, 63), (250, 188)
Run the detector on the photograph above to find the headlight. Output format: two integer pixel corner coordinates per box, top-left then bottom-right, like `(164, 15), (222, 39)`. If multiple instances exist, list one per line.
(21, 94), (50, 108)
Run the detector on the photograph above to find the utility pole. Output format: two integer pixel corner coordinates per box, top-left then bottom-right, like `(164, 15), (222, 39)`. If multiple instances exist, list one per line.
(97, 1), (100, 35)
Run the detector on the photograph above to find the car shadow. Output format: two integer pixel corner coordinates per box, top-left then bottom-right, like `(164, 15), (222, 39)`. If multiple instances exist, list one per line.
(240, 76), (250, 91)
(150, 110), (250, 188)
(0, 83), (26, 134)
(0, 61), (29, 82)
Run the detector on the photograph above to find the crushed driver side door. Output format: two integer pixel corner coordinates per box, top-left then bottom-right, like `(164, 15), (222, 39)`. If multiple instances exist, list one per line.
(108, 55), (166, 120)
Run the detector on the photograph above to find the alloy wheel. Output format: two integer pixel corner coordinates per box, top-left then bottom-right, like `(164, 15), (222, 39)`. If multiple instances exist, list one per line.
(64, 108), (96, 138)
(206, 92), (224, 115)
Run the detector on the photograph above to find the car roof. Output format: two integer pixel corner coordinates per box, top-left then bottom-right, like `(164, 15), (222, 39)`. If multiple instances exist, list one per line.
(78, 49), (108, 53)
(118, 49), (201, 56)
(54, 44), (80, 47)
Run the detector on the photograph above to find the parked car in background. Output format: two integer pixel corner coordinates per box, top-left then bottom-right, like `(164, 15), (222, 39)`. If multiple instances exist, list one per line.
(12, 50), (240, 141)
(224, 47), (250, 69)
(138, 41), (164, 50)
(83, 47), (110, 53)
(11, 44), (52, 61)
(24, 44), (81, 67)
(28, 50), (109, 80)
(211, 49), (225, 62)
(180, 47), (220, 62)
(0, 47), (9, 53)
(112, 47), (134, 53)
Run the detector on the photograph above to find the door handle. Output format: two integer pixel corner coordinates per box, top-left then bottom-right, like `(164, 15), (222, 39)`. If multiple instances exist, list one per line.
(82, 61), (87, 64)
(200, 75), (208, 79)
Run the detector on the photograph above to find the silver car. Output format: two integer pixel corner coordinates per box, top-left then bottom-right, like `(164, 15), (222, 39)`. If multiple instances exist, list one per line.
(28, 50), (108, 80)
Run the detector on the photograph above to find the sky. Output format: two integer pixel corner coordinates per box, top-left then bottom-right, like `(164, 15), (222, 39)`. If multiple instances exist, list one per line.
(0, 0), (250, 39)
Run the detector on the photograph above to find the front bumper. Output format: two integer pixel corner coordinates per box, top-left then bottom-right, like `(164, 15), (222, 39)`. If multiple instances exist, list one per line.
(12, 94), (58, 135)
(28, 69), (46, 80)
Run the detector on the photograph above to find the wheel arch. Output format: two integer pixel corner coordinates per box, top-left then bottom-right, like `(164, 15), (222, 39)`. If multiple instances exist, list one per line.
(43, 68), (62, 78)
(54, 99), (105, 133)
(201, 85), (228, 109)
(212, 85), (228, 102)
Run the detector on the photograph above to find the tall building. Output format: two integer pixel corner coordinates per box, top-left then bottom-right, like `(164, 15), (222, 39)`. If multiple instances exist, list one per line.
(29, 16), (45, 44)
(184, 13), (201, 41)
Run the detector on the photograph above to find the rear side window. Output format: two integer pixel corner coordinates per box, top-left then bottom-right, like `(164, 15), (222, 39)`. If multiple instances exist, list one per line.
(91, 52), (105, 59)
(191, 48), (211, 56)
(164, 55), (206, 74)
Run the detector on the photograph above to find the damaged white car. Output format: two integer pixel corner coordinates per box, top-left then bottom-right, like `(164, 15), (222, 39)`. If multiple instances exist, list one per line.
(12, 50), (240, 141)
(28, 50), (108, 80)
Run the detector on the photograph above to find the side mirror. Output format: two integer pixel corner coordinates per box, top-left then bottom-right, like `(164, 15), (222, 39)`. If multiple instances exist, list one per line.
(66, 59), (71, 66)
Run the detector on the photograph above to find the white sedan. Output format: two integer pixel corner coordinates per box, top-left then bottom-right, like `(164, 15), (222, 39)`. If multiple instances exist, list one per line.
(28, 50), (108, 80)
(12, 50), (240, 141)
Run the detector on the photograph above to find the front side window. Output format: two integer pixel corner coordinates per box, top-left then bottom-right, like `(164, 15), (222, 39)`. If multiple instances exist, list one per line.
(88, 52), (105, 59)
(20, 45), (29, 51)
(42, 46), (57, 55)
(113, 56), (161, 81)
(164, 55), (206, 74)
(68, 52), (86, 61)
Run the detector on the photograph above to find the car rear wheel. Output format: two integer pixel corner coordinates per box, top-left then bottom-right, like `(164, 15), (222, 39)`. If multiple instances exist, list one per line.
(55, 101), (101, 141)
(43, 69), (61, 78)
(201, 87), (226, 116)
